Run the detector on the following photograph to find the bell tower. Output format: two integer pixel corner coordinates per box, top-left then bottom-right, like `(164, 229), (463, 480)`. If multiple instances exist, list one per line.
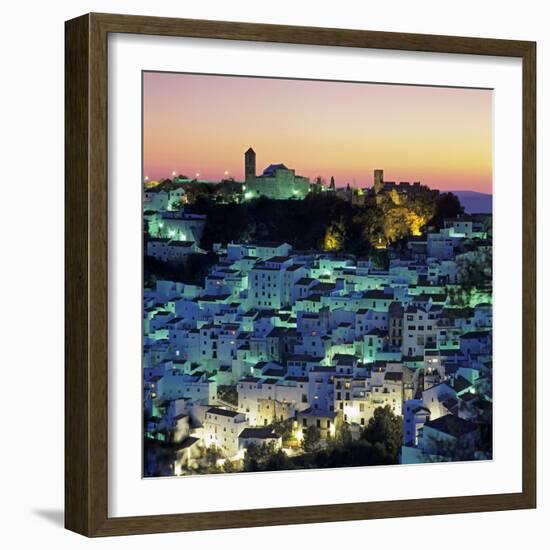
(245, 147), (256, 182)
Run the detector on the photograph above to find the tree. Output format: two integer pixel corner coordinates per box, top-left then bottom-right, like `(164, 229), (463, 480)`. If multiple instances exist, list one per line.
(292, 437), (394, 470)
(361, 405), (403, 462)
(389, 189), (403, 206)
(323, 219), (346, 251)
(383, 207), (411, 242)
(222, 459), (236, 473)
(353, 207), (385, 248)
(302, 425), (322, 453)
(430, 192), (464, 229)
(204, 446), (222, 467)
(242, 443), (261, 472)
(421, 431), (484, 463)
(193, 445), (223, 474)
(242, 441), (279, 472)
(217, 385), (238, 406)
(335, 422), (353, 447)
(270, 418), (294, 444)
(263, 449), (294, 471)
(457, 248), (493, 292)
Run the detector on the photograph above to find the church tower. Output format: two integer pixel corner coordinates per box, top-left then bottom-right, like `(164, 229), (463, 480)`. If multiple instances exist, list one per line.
(244, 147), (256, 182)
(374, 169), (384, 194)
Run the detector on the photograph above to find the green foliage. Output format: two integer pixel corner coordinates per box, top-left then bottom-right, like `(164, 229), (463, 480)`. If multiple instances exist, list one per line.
(190, 194), (369, 253)
(242, 441), (289, 472)
(217, 385), (238, 406)
(270, 418), (294, 444)
(222, 459), (236, 473)
(430, 192), (465, 229)
(361, 405), (403, 461)
(478, 418), (493, 458)
(335, 422), (353, 447)
(143, 437), (176, 477)
(457, 248), (493, 292)
(302, 425), (322, 453)
(241, 423), (399, 473)
(421, 431), (486, 463)
(204, 446), (222, 467)
(188, 446), (223, 475)
(323, 218), (346, 251)
(352, 206), (385, 248)
(143, 251), (218, 286)
(263, 449), (294, 471)
(293, 437), (394, 470)
(383, 207), (412, 241)
(369, 248), (389, 270)
(186, 189), (444, 256)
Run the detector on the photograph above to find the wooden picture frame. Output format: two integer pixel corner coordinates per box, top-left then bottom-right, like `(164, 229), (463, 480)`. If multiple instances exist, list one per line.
(65, 12), (536, 537)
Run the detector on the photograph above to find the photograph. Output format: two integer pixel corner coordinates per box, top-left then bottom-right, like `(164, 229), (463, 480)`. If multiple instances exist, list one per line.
(142, 72), (494, 477)
(1, 0), (542, 544)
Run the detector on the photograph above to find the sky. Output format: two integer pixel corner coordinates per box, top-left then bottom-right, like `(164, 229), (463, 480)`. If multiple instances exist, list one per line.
(143, 72), (493, 194)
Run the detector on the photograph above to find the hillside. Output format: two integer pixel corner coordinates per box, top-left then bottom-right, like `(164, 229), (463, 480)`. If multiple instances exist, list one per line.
(449, 191), (492, 214)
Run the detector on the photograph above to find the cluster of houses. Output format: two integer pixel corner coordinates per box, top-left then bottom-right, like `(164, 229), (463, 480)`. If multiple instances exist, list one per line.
(143, 205), (493, 476)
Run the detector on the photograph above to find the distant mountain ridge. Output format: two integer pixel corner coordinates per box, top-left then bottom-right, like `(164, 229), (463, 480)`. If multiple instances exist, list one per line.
(448, 190), (493, 214)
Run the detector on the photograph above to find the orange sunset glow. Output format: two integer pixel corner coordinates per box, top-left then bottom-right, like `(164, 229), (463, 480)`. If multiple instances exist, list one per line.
(143, 72), (492, 194)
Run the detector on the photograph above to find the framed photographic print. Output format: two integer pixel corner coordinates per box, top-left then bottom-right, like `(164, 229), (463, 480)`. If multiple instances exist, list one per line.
(65, 13), (536, 537)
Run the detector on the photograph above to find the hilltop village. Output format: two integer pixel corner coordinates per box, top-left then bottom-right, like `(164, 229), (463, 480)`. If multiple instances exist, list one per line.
(143, 149), (493, 476)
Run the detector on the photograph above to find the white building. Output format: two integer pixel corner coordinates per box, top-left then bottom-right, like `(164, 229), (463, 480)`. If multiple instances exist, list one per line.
(238, 427), (282, 451)
(402, 305), (439, 357)
(203, 407), (248, 457)
(143, 188), (169, 211)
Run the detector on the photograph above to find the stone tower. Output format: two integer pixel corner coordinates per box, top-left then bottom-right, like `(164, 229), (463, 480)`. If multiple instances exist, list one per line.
(374, 169), (384, 194)
(245, 147), (256, 182)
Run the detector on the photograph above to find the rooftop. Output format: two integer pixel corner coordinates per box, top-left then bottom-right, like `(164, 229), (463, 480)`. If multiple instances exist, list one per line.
(424, 414), (478, 438)
(239, 427), (280, 440)
(206, 407), (240, 418)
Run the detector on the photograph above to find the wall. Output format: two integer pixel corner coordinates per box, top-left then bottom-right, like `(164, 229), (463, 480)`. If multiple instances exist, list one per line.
(1, 0), (546, 548)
